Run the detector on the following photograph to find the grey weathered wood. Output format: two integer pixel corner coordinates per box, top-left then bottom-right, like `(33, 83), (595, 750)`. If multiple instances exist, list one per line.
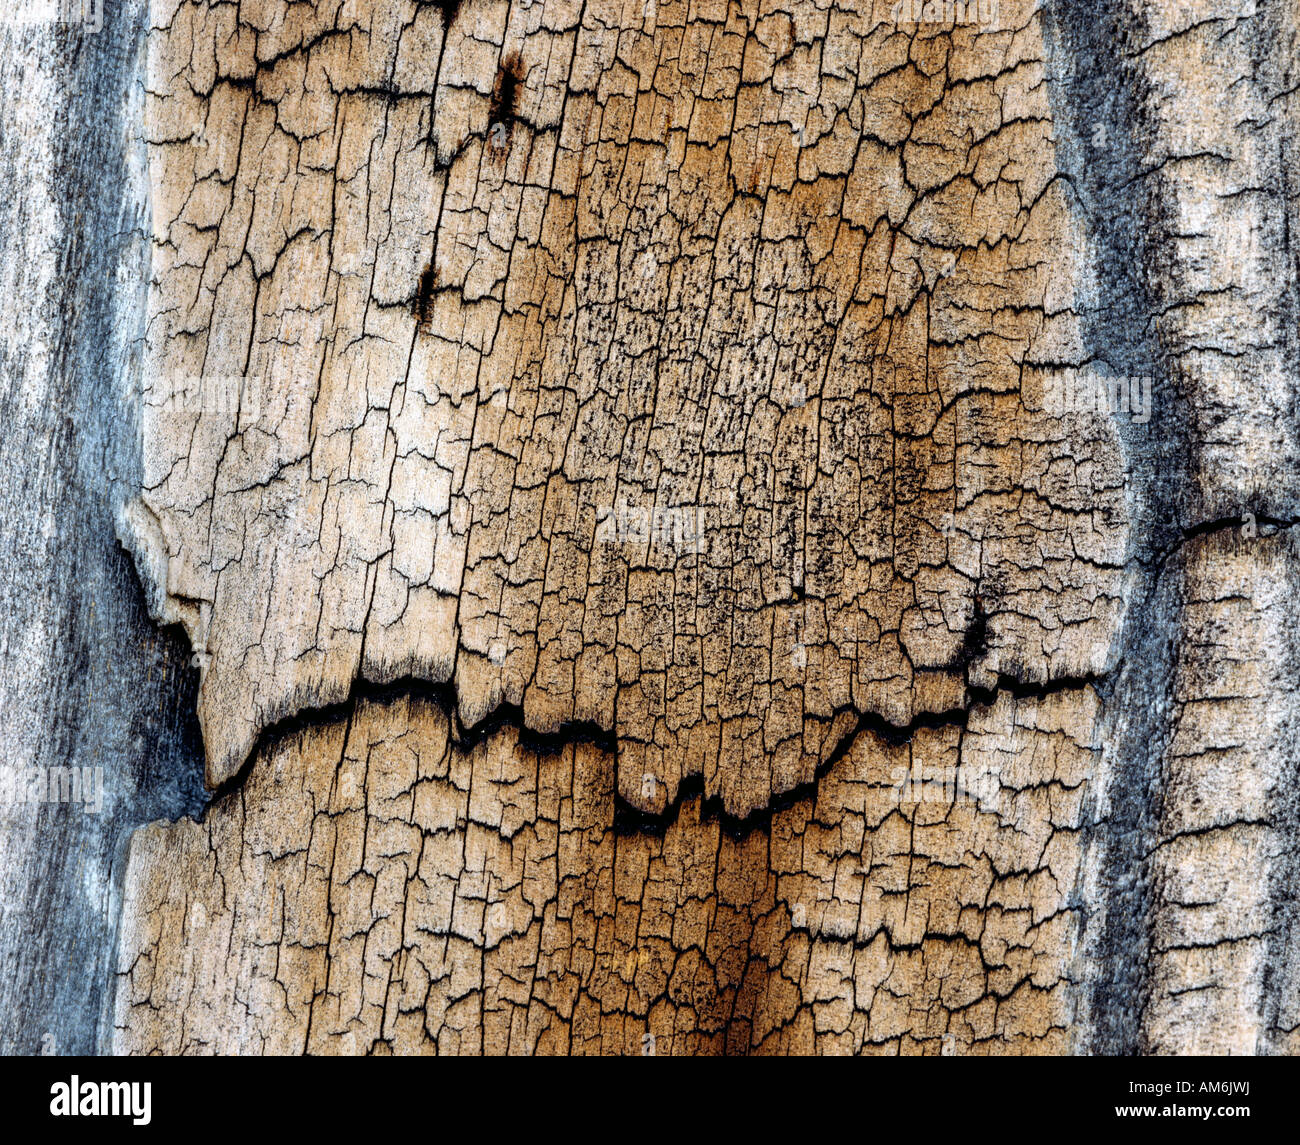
(0, 4), (205, 1056)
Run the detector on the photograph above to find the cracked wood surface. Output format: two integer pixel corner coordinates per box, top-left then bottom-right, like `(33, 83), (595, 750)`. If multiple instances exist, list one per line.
(89, 0), (1300, 1054)
(128, 0), (1130, 820)
(115, 687), (1098, 1054)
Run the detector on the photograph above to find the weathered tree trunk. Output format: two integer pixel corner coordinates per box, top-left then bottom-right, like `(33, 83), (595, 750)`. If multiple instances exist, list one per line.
(2, 0), (1297, 1055)
(0, 0), (207, 1057)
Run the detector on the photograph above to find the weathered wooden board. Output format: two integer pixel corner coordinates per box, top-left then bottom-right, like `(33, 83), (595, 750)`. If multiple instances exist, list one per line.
(2, 0), (1297, 1055)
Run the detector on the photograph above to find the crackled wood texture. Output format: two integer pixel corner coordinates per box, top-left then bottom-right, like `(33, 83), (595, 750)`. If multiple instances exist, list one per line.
(102, 0), (1300, 1055)
(127, 0), (1128, 816)
(115, 688), (1099, 1054)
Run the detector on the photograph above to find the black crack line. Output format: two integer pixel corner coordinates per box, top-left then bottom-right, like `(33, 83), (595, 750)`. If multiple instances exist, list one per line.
(199, 666), (1110, 842)
(1147, 512), (1299, 577)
